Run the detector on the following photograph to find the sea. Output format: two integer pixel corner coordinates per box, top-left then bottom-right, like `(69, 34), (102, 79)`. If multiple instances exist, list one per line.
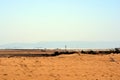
(0, 41), (119, 49)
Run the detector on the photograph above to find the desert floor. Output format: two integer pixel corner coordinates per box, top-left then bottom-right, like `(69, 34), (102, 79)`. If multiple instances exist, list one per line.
(0, 51), (120, 80)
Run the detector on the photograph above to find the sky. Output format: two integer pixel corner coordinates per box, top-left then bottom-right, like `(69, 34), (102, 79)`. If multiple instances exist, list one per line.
(0, 0), (120, 44)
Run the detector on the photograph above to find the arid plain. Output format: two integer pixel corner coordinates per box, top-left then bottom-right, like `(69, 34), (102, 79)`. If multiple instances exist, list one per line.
(0, 49), (120, 80)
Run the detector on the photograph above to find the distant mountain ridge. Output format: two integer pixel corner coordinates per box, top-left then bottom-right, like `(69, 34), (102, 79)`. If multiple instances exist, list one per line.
(0, 41), (119, 49)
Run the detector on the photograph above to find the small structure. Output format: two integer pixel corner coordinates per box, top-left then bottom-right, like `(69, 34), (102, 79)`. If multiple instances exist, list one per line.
(65, 45), (67, 52)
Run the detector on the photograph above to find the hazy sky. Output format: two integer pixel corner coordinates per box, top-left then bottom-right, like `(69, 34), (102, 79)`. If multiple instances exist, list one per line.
(0, 0), (120, 44)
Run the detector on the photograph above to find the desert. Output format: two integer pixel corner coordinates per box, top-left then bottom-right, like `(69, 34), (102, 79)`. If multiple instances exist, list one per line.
(0, 49), (120, 80)
(1, 0), (120, 80)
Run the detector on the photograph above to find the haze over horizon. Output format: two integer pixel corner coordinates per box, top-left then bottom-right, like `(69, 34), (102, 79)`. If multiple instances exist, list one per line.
(0, 0), (120, 45)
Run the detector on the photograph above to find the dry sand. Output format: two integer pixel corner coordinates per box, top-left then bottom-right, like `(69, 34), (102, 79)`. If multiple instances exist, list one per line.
(0, 52), (120, 80)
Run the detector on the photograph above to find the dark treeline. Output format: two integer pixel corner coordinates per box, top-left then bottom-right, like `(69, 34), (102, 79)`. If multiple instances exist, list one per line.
(0, 48), (120, 58)
(81, 48), (120, 54)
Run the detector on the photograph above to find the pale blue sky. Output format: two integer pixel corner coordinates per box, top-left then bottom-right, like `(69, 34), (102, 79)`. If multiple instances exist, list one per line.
(0, 0), (120, 44)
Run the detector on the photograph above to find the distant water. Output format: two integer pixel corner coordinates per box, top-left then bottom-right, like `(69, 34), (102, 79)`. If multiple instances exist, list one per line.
(0, 41), (120, 49)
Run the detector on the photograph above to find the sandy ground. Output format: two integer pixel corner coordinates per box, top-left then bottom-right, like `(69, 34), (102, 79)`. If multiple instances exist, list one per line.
(0, 53), (120, 80)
